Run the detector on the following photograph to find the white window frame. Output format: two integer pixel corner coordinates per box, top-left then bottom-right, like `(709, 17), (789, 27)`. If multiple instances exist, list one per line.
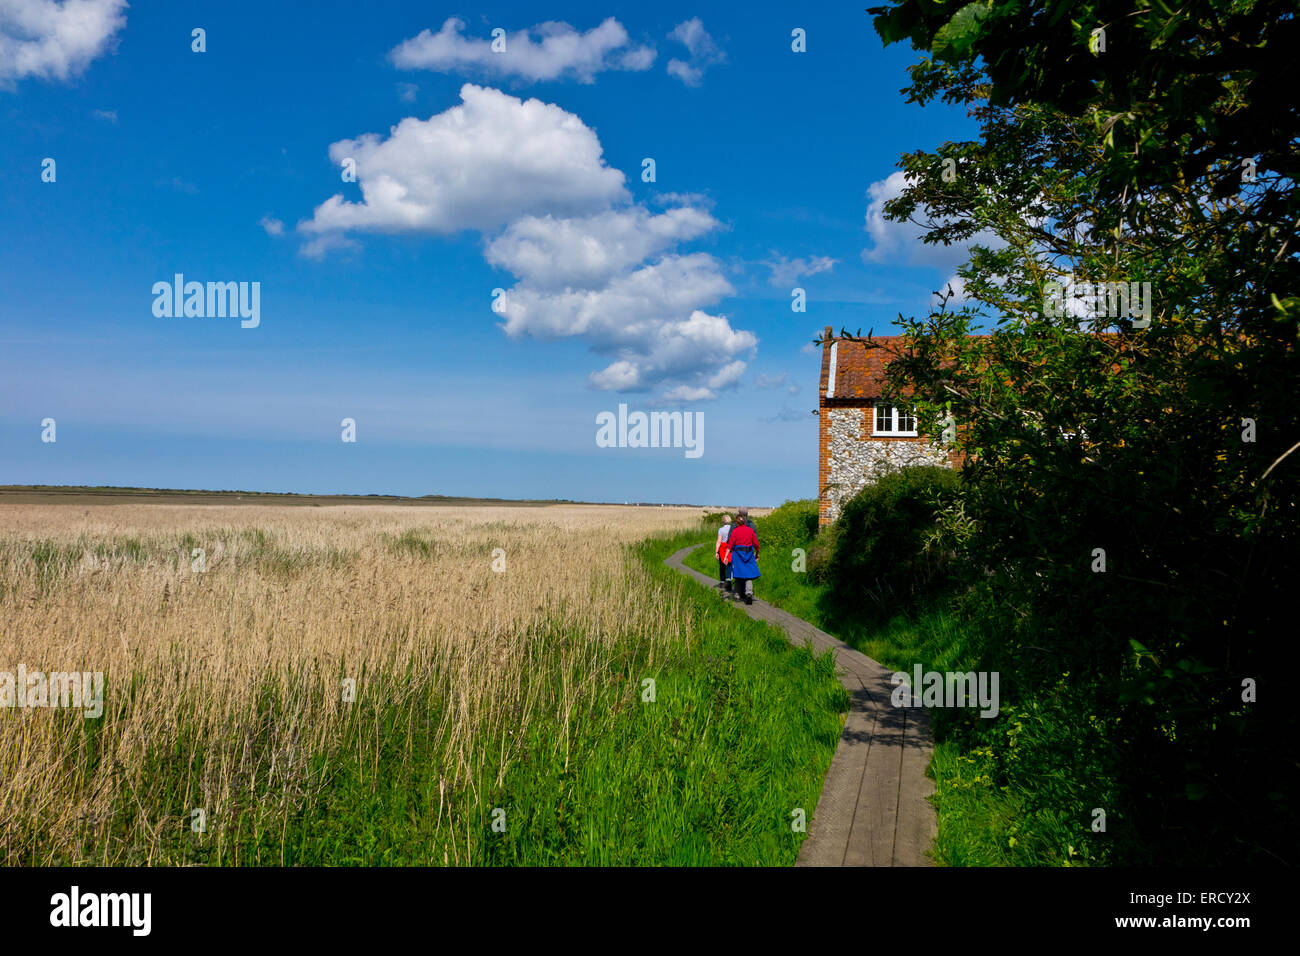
(872, 402), (918, 436)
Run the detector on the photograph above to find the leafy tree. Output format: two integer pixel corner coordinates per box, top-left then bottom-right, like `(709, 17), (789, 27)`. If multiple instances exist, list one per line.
(839, 0), (1299, 863)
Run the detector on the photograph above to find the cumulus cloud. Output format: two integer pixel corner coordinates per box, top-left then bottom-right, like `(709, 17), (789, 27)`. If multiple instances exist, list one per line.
(580, 309), (754, 400)
(300, 84), (754, 401)
(390, 17), (654, 84)
(497, 245), (754, 401)
(662, 384), (714, 403)
(862, 170), (1001, 274)
(665, 17), (725, 87)
(259, 216), (285, 237)
(0, 0), (126, 85)
(764, 254), (837, 288)
(485, 206), (719, 289)
(498, 253), (734, 342)
(300, 85), (627, 239)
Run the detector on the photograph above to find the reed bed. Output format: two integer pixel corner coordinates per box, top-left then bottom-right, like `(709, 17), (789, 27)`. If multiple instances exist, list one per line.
(0, 503), (710, 865)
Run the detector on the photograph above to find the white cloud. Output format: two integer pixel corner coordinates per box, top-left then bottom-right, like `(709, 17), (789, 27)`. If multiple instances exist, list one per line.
(666, 60), (703, 86)
(651, 191), (713, 208)
(259, 216), (285, 237)
(485, 206), (719, 288)
(299, 84), (754, 401)
(666, 17), (724, 87)
(708, 360), (747, 389)
(299, 233), (360, 260)
(765, 254), (837, 288)
(937, 274), (967, 305)
(661, 384), (714, 403)
(582, 309), (755, 401)
(397, 82), (417, 102)
(300, 84), (627, 240)
(390, 17), (654, 84)
(0, 0), (126, 85)
(590, 360), (641, 391)
(669, 18), (715, 59)
(498, 253), (733, 340)
(862, 170), (1000, 274)
(497, 246), (755, 402)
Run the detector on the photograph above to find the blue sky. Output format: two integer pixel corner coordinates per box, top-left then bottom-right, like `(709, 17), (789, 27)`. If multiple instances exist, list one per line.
(0, 1), (978, 505)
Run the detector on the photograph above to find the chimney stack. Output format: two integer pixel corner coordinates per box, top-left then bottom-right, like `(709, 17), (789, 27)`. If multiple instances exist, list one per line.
(823, 325), (833, 344)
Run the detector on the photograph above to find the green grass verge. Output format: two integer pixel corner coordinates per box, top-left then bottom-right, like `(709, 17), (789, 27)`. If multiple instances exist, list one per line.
(690, 506), (1108, 866)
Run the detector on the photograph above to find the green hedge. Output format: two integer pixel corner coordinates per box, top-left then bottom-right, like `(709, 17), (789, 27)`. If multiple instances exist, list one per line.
(812, 467), (960, 618)
(753, 500), (819, 555)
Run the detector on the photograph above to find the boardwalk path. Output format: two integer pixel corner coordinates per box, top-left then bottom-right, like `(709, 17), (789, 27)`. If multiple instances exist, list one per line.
(665, 544), (937, 866)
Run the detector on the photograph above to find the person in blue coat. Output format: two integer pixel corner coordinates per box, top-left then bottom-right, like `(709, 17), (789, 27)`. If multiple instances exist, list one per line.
(727, 508), (760, 605)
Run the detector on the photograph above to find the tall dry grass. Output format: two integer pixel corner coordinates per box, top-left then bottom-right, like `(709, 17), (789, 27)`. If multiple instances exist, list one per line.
(0, 503), (701, 864)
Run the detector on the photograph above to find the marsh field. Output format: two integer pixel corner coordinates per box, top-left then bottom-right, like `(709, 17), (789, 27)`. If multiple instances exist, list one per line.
(0, 498), (844, 866)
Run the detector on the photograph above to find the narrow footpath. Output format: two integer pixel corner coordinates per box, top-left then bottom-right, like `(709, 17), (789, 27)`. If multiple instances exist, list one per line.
(665, 544), (938, 866)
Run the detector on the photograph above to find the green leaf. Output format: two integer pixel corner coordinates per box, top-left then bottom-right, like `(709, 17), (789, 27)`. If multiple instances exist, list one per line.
(931, 2), (989, 63)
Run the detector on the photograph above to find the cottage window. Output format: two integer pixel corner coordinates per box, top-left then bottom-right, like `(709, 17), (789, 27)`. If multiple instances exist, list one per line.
(873, 403), (918, 436)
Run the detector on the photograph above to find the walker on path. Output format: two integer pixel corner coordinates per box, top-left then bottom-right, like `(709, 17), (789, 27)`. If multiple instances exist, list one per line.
(727, 511), (761, 605)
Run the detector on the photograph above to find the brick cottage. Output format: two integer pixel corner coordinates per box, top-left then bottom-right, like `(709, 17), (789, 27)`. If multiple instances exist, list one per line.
(817, 326), (963, 526)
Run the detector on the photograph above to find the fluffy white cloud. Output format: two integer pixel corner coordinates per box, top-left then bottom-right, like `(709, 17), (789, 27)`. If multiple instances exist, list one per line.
(498, 253), (734, 341)
(708, 360), (747, 389)
(390, 17), (654, 84)
(661, 385), (714, 403)
(300, 84), (753, 401)
(665, 17), (724, 87)
(0, 0), (126, 84)
(259, 216), (285, 237)
(585, 310), (756, 400)
(496, 243), (755, 401)
(485, 206), (719, 288)
(302, 84), (629, 239)
(302, 85), (629, 239)
(862, 170), (1001, 274)
(300, 84), (628, 239)
(590, 360), (641, 391)
(765, 254), (837, 288)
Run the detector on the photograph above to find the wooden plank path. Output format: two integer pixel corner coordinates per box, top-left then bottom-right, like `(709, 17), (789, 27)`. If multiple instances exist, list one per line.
(665, 544), (937, 866)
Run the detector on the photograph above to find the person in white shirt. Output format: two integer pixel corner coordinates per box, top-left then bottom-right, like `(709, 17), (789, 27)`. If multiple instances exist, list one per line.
(716, 515), (733, 590)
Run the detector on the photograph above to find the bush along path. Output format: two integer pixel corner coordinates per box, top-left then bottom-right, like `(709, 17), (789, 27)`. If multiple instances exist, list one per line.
(666, 543), (937, 866)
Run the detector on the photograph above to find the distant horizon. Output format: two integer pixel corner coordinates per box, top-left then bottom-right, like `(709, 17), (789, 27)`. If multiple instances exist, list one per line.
(0, 483), (779, 510)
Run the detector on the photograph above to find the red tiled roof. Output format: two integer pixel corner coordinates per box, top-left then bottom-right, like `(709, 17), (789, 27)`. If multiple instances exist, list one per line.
(818, 326), (1129, 404)
(819, 330), (911, 402)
